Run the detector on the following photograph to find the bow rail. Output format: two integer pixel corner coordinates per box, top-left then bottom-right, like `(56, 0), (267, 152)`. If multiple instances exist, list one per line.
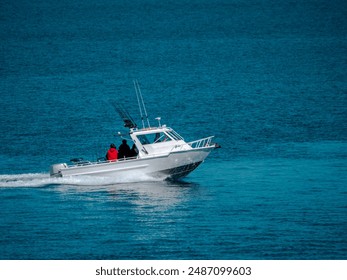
(188, 136), (215, 149)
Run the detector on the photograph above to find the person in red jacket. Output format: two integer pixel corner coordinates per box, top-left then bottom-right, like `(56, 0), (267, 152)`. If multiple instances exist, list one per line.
(106, 143), (118, 161)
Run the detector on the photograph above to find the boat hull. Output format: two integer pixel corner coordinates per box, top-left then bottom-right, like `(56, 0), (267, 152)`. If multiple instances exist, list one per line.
(51, 147), (213, 181)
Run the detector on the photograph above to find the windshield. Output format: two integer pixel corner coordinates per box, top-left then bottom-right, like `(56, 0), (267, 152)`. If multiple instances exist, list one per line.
(137, 132), (172, 145)
(167, 129), (184, 140)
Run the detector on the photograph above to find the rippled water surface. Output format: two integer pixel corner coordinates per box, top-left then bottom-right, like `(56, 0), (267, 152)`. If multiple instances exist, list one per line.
(1, 0), (346, 259)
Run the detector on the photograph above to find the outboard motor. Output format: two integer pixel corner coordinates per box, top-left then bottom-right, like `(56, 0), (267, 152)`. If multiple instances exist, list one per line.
(50, 163), (67, 177)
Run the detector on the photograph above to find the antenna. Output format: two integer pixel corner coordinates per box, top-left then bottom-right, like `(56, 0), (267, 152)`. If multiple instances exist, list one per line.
(155, 117), (161, 127)
(134, 80), (151, 128)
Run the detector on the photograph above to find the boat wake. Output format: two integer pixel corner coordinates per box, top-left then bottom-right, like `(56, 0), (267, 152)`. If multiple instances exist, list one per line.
(0, 172), (164, 188)
(0, 173), (52, 188)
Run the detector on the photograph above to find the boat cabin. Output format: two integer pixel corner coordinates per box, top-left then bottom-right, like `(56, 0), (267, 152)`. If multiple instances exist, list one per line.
(130, 126), (190, 157)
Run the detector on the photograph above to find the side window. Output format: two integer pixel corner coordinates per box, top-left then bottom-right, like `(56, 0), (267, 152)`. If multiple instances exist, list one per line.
(137, 135), (150, 145)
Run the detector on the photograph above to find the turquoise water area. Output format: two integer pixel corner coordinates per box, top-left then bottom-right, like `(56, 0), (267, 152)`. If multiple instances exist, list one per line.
(0, 0), (346, 259)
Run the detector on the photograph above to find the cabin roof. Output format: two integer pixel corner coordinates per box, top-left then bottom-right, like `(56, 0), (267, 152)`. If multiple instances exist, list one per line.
(132, 126), (169, 134)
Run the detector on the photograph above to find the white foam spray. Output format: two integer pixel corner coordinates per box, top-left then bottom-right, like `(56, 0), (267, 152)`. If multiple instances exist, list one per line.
(0, 172), (164, 188)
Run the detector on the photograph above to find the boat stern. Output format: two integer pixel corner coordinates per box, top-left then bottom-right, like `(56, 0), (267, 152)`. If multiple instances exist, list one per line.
(50, 163), (67, 177)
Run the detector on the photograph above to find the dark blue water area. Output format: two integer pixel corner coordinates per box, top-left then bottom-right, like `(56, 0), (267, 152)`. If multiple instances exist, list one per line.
(0, 0), (347, 259)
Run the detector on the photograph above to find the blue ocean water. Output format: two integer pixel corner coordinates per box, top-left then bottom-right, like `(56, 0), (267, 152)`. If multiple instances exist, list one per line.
(0, 0), (346, 259)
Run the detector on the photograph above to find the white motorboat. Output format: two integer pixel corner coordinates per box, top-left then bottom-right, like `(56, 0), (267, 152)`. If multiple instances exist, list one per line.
(50, 82), (220, 181)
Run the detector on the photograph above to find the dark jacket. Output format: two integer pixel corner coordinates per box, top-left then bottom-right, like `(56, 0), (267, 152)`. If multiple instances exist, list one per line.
(118, 143), (131, 158)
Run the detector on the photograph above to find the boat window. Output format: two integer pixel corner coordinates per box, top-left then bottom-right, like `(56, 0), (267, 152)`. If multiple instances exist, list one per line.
(153, 132), (172, 143)
(167, 129), (184, 140)
(137, 135), (150, 145)
(137, 132), (172, 145)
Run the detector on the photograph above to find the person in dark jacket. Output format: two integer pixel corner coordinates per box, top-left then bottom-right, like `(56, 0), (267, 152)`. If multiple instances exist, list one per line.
(129, 144), (138, 157)
(118, 139), (131, 159)
(106, 144), (118, 161)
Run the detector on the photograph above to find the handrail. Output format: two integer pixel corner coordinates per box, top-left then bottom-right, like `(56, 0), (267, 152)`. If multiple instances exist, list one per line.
(187, 136), (215, 149)
(68, 155), (140, 167)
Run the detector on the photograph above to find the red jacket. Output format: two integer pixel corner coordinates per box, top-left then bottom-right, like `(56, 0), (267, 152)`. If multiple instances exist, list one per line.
(106, 147), (118, 161)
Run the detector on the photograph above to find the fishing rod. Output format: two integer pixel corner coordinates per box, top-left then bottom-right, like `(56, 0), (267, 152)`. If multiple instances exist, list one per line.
(114, 103), (137, 129)
(136, 80), (151, 128)
(134, 80), (151, 128)
(133, 80), (145, 129)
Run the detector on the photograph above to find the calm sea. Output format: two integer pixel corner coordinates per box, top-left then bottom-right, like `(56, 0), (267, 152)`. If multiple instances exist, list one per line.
(0, 0), (346, 259)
